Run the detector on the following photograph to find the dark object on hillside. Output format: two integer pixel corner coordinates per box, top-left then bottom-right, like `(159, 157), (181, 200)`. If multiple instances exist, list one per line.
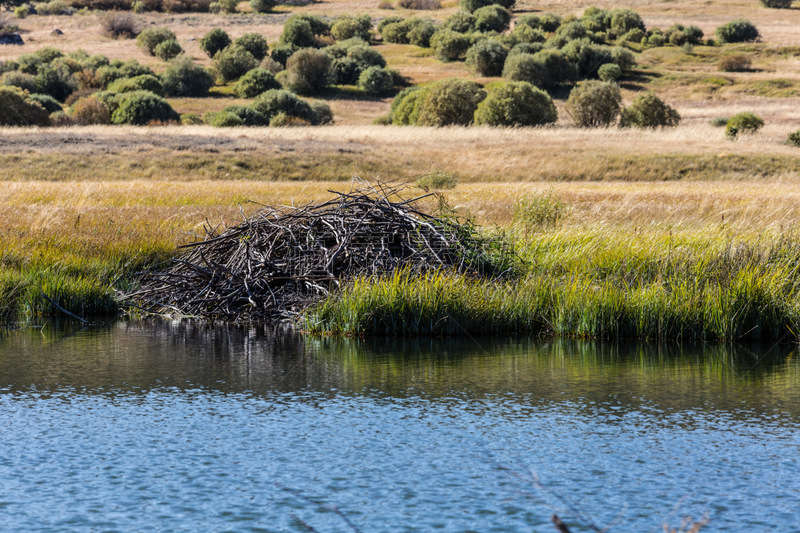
(0, 32), (24, 45)
(121, 182), (514, 321)
(50, 29), (63, 36)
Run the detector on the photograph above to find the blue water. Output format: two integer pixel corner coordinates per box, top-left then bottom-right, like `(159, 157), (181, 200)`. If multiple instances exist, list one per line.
(1, 320), (799, 532)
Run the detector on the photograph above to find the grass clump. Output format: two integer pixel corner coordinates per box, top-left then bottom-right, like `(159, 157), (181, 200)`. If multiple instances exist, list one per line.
(718, 54), (752, 72)
(512, 190), (569, 231)
(416, 170), (457, 189)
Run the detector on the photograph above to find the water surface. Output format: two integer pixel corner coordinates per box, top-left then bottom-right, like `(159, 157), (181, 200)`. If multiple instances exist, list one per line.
(1, 320), (799, 532)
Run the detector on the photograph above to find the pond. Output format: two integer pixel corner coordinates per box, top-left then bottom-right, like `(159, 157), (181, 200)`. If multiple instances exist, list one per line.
(1, 320), (799, 532)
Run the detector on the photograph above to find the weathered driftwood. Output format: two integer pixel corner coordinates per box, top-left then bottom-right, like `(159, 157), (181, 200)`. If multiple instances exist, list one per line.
(120, 182), (510, 321)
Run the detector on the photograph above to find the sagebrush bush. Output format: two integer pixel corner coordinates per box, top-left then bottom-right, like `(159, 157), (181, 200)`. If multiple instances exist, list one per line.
(280, 15), (331, 48)
(620, 28), (645, 44)
(598, 63), (621, 81)
(619, 92), (680, 128)
(181, 113), (204, 125)
(556, 20), (588, 41)
(36, 0), (73, 15)
(715, 19), (760, 43)
(34, 47), (64, 64)
(508, 42), (543, 57)
(331, 15), (372, 41)
(389, 86), (421, 124)
(416, 170), (457, 189)
(214, 45), (258, 82)
(787, 130), (800, 147)
(234, 33), (270, 61)
(562, 39), (613, 79)
(502, 53), (550, 89)
(513, 190), (569, 230)
(0, 71), (37, 93)
(217, 105), (269, 126)
(250, 89), (317, 123)
(28, 93), (62, 114)
(284, 48), (331, 94)
(137, 27), (176, 56)
(100, 11), (139, 39)
(474, 81), (557, 127)
(249, 0), (277, 13)
(510, 25), (546, 45)
(431, 30), (470, 62)
(234, 68), (281, 97)
(71, 96), (111, 125)
(217, 0), (238, 13)
(398, 0), (441, 9)
(108, 74), (165, 96)
(160, 57), (215, 96)
(710, 116), (729, 127)
(718, 54), (751, 72)
(14, 5), (28, 18)
(111, 90), (180, 125)
(442, 11), (475, 33)
(210, 111), (245, 127)
(200, 28), (231, 58)
(346, 44), (386, 69)
(358, 66), (393, 95)
(33, 65), (76, 102)
(408, 20), (435, 47)
(465, 39), (508, 77)
(0, 86), (51, 126)
(327, 57), (360, 85)
(309, 100), (333, 125)
(473, 5), (511, 33)
(532, 49), (577, 86)
(155, 39), (183, 61)
(270, 45), (298, 67)
(416, 77), (486, 126)
(760, 0), (792, 7)
(727, 112), (764, 134)
(611, 46), (635, 70)
(458, 0), (514, 14)
(566, 80), (622, 127)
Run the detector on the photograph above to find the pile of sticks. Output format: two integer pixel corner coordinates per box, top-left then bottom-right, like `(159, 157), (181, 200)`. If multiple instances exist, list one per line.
(120, 183), (505, 321)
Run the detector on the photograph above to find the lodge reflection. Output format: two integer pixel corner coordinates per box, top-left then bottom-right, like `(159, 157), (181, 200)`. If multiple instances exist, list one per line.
(1, 319), (798, 421)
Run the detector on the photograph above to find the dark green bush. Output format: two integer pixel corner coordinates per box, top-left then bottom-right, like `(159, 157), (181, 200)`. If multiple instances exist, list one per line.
(309, 100), (333, 125)
(210, 111), (245, 127)
(508, 42), (544, 57)
(620, 28), (645, 44)
(0, 71), (37, 93)
(727, 111), (764, 134)
(619, 92), (680, 128)
(249, 0), (277, 13)
(510, 25), (546, 45)
(431, 30), (470, 62)
(416, 77), (486, 126)
(347, 44), (387, 69)
(466, 39), (508, 76)
(110, 91), (180, 125)
(358, 66), (394, 95)
(250, 89), (316, 123)
(597, 63), (621, 81)
(458, 0), (514, 14)
(214, 45), (258, 82)
(233, 33), (270, 61)
(0, 86), (51, 126)
(328, 57), (361, 85)
(611, 46), (635, 70)
(137, 27), (176, 56)
(283, 48), (332, 94)
(331, 15), (372, 41)
(108, 74), (165, 96)
(474, 81), (557, 127)
(565, 80), (622, 127)
(34, 47), (64, 64)
(581, 7), (611, 32)
(787, 130), (800, 146)
(539, 13), (562, 32)
(556, 20), (588, 40)
(234, 68), (281, 97)
(715, 19), (760, 43)
(443, 12), (476, 33)
(160, 57), (215, 97)
(562, 38), (613, 78)
(28, 93), (62, 114)
(280, 15), (331, 48)
(200, 28), (232, 58)
(391, 86), (425, 125)
(502, 53), (550, 88)
(377, 16), (404, 34)
(610, 8), (645, 35)
(16, 54), (43, 75)
(760, 0), (792, 8)
(271, 45), (299, 67)
(34, 64), (76, 102)
(532, 48), (577, 86)
(408, 20), (436, 47)
(155, 39), (183, 61)
(473, 5), (511, 33)
(218, 104), (269, 126)
(181, 113), (204, 125)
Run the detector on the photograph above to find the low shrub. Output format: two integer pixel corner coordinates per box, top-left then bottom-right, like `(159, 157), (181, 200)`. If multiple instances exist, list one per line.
(331, 15), (372, 41)
(160, 57), (215, 96)
(787, 130), (800, 147)
(416, 170), (457, 189)
(562, 39), (613, 79)
(71, 96), (111, 125)
(155, 39), (183, 61)
(34, 65), (77, 102)
(474, 81), (557, 127)
(210, 111), (245, 127)
(397, 0), (440, 9)
(328, 57), (360, 85)
(620, 28), (645, 44)
(510, 25), (546, 45)
(610, 8), (645, 35)
(556, 20), (588, 41)
(619, 92), (680, 128)
(111, 90), (180, 125)
(566, 80), (622, 127)
(280, 15), (331, 49)
(216, 0), (238, 13)
(137, 27), (176, 56)
(502, 53), (550, 89)
(416, 77), (486, 126)
(214, 45), (258, 82)
(715, 19), (760, 43)
(513, 190), (569, 230)
(108, 74), (165, 96)
(442, 12), (475, 33)
(611, 46), (635, 70)
(200, 29), (231, 58)
(309, 100), (333, 125)
(466, 39), (508, 77)
(28, 93), (62, 114)
(473, 5), (511, 33)
(508, 42), (544, 57)
(270, 45), (298, 67)
(14, 6), (28, 18)
(283, 48), (331, 94)
(180, 113), (203, 125)
(218, 105), (269, 126)
(234, 68), (281, 97)
(249, 0), (277, 13)
(358, 66), (394, 95)
(458, 0), (514, 14)
(0, 86), (51, 126)
(598, 63), (621, 82)
(227, 35), (268, 63)
(532, 48), (577, 86)
(100, 11), (139, 39)
(260, 57), (284, 74)
(34, 47), (64, 64)
(250, 89), (317, 123)
(727, 111), (764, 134)
(347, 44), (386, 69)
(718, 54), (751, 72)
(760, 0), (792, 7)
(0, 71), (37, 93)
(408, 20), (435, 47)
(710, 117), (729, 127)
(36, 1), (74, 15)
(431, 30), (470, 62)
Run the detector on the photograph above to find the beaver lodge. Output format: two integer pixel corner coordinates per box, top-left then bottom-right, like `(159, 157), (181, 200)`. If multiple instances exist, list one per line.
(120, 182), (514, 321)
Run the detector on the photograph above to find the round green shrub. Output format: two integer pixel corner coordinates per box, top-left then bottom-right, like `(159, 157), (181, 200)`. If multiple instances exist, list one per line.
(473, 5), (511, 33)
(556, 21), (588, 41)
(249, 0), (277, 13)
(358, 66), (394, 95)
(443, 12), (476, 33)
(598, 63), (621, 81)
(787, 130), (800, 146)
(532, 48), (577, 86)
(0, 86), (51, 127)
(271, 45), (299, 67)
(715, 19), (760, 43)
(581, 7), (611, 32)
(474, 81), (557, 127)
(647, 33), (666, 47)
(51, 57), (83, 75)
(508, 42), (544, 57)
(431, 30), (470, 62)
(565, 80), (622, 127)
(510, 25), (546, 45)
(280, 15), (331, 48)
(309, 100), (333, 125)
(328, 57), (361, 85)
(502, 53), (550, 89)
(391, 87), (425, 125)
(619, 92), (680, 128)
(137, 27), (177, 56)
(458, 0), (514, 14)
(214, 45), (258, 82)
(727, 111), (764, 134)
(377, 16), (404, 34)
(234, 68), (281, 97)
(34, 47), (65, 64)
(466, 39), (508, 77)
(408, 20), (436, 47)
(331, 15), (372, 41)
(14, 5), (28, 18)
(219, 105), (269, 126)
(416, 77), (486, 126)
(611, 46), (635, 70)
(218, 0), (238, 13)
(250, 89), (316, 123)
(108, 74), (165, 96)
(16, 54), (43, 75)
(284, 48), (332, 94)
(621, 28), (645, 44)
(562, 39), (613, 78)
(33, 65), (76, 102)
(233, 33), (270, 61)
(181, 113), (204, 125)
(610, 8), (645, 35)
(155, 39), (183, 61)
(538, 13), (562, 32)
(347, 44), (387, 69)
(710, 116), (729, 127)
(28, 93), (63, 114)
(110, 91), (181, 125)
(200, 28), (232, 58)
(0, 71), (38, 93)
(211, 111), (245, 127)
(160, 57), (215, 97)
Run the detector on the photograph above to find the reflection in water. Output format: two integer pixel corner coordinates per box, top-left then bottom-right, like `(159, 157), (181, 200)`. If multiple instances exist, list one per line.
(1, 320), (799, 532)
